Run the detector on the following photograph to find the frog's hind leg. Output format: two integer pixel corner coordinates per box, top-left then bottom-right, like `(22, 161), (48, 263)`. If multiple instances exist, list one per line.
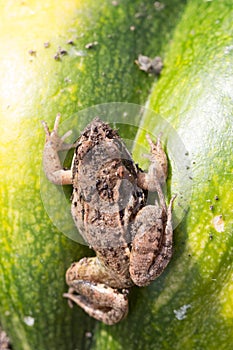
(63, 257), (128, 325)
(130, 195), (176, 287)
(146, 195), (176, 280)
(63, 282), (128, 325)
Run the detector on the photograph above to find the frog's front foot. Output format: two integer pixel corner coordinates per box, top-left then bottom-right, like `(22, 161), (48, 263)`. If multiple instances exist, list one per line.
(137, 133), (168, 210)
(145, 133), (168, 185)
(63, 281), (128, 325)
(42, 113), (75, 152)
(42, 114), (76, 185)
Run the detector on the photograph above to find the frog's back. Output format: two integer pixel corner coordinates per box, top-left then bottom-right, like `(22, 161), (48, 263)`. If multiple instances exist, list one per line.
(71, 118), (146, 249)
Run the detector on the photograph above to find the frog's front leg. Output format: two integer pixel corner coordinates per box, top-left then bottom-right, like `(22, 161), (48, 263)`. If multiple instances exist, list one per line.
(137, 134), (168, 210)
(42, 114), (75, 185)
(129, 195), (176, 287)
(63, 258), (128, 325)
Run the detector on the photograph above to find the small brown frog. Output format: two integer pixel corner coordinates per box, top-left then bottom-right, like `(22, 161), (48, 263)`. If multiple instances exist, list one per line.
(42, 115), (176, 325)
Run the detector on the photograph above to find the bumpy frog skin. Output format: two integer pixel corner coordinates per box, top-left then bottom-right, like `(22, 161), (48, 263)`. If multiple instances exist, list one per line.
(42, 115), (176, 325)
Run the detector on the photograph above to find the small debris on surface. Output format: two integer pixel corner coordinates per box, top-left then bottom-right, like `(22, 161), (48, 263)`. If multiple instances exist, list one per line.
(154, 1), (165, 11)
(54, 52), (61, 61)
(23, 316), (35, 327)
(85, 331), (93, 339)
(58, 47), (68, 56)
(174, 304), (191, 320)
(28, 50), (36, 56)
(224, 45), (233, 54)
(135, 54), (163, 75)
(64, 77), (72, 83)
(0, 326), (11, 350)
(44, 42), (50, 48)
(67, 39), (75, 45)
(213, 215), (225, 232)
(85, 41), (98, 49)
(54, 47), (68, 60)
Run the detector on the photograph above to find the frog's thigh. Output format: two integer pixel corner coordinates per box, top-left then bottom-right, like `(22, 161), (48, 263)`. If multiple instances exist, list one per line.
(130, 205), (173, 287)
(64, 281), (128, 325)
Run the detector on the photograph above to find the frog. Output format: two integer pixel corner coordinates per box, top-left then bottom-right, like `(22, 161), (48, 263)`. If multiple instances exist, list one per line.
(42, 114), (176, 325)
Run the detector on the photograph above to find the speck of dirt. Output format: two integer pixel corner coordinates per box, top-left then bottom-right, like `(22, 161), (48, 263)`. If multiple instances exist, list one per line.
(154, 2), (165, 11)
(54, 53), (61, 61)
(58, 47), (68, 56)
(135, 54), (163, 75)
(85, 41), (98, 49)
(85, 331), (93, 339)
(0, 326), (12, 350)
(174, 304), (191, 320)
(213, 215), (225, 232)
(28, 50), (36, 56)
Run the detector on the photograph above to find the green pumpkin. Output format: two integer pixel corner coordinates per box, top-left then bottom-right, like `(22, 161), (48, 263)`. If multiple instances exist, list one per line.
(0, 0), (232, 349)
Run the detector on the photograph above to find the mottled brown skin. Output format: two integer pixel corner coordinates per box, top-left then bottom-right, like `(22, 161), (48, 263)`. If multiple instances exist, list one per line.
(42, 115), (176, 325)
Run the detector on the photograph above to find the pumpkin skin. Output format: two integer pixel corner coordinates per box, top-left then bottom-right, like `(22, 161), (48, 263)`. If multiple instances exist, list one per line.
(0, 1), (187, 349)
(1, 0), (232, 349)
